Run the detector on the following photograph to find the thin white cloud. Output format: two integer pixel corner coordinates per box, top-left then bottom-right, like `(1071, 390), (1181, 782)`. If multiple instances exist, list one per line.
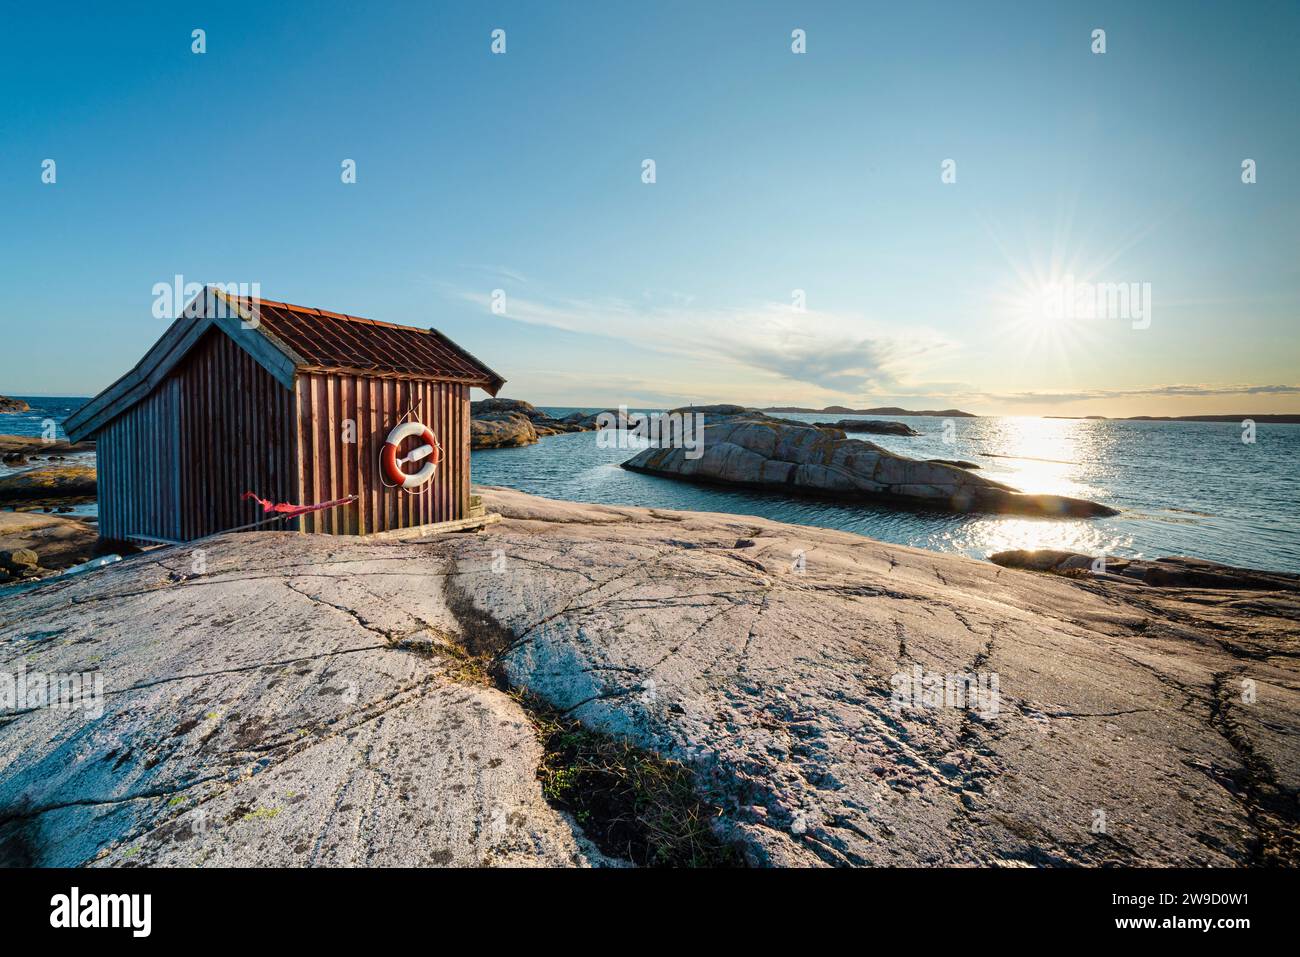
(456, 264), (530, 285)
(449, 286), (957, 396)
(439, 281), (1297, 412)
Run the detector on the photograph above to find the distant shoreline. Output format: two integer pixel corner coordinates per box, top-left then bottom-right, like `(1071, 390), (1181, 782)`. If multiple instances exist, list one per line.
(758, 405), (977, 417)
(757, 407), (1300, 423)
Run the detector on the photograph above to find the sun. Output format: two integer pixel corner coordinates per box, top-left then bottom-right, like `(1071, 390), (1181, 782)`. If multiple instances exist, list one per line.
(980, 200), (1165, 369)
(983, 236), (1119, 370)
(992, 272), (1095, 361)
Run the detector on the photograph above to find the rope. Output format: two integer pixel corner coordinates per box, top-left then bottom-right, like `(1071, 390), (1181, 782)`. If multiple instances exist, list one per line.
(241, 492), (358, 519)
(176, 493), (361, 540)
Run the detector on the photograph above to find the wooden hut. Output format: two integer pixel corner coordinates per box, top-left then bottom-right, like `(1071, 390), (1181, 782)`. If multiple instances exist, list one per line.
(64, 287), (505, 544)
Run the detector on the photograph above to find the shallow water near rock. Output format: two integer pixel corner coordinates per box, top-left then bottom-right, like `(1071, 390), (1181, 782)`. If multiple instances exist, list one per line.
(472, 409), (1300, 573)
(0, 396), (97, 518)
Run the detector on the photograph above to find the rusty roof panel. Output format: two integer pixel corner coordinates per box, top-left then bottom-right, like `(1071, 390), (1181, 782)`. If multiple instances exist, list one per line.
(223, 294), (505, 392)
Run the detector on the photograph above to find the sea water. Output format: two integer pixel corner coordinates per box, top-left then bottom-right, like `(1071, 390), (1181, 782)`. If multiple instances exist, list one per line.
(11, 398), (1298, 573)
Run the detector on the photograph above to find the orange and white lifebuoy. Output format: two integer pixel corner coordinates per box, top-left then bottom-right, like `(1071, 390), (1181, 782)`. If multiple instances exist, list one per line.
(381, 421), (441, 489)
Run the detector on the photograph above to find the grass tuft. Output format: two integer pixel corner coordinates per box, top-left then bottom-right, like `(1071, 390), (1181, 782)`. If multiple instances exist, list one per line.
(440, 572), (743, 867)
(519, 687), (743, 868)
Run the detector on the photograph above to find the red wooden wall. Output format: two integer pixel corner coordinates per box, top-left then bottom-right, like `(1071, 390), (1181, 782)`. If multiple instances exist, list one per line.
(176, 330), (297, 540)
(293, 372), (470, 534)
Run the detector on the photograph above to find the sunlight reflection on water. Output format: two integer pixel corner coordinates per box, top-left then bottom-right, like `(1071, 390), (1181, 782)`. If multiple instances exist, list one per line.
(470, 411), (1300, 572)
(20, 397), (1296, 571)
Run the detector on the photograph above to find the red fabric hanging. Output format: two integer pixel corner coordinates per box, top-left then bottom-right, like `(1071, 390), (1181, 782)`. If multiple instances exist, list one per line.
(242, 492), (355, 518)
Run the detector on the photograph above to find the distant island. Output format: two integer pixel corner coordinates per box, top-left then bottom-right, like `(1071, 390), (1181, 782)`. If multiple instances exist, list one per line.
(760, 405), (977, 417)
(1046, 413), (1300, 424)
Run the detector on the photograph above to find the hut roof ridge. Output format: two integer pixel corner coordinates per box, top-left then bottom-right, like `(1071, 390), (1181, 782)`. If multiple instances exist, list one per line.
(64, 286), (505, 441)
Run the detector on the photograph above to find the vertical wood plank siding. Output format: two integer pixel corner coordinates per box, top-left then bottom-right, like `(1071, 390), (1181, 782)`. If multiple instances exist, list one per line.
(294, 372), (469, 534)
(93, 331), (471, 541)
(94, 377), (182, 543)
(94, 330), (295, 543)
(175, 331), (295, 540)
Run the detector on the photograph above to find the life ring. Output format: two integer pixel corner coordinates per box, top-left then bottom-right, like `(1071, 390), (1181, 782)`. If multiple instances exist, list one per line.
(381, 421), (441, 489)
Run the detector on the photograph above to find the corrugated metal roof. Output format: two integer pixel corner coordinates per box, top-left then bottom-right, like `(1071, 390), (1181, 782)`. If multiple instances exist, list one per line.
(220, 292), (505, 390)
(64, 287), (505, 440)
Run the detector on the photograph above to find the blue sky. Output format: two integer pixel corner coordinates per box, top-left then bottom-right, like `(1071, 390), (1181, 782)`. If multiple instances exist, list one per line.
(2, 0), (1297, 414)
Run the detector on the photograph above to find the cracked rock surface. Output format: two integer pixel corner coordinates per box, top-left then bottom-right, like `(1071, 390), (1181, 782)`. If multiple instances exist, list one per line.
(2, 487), (1296, 866)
